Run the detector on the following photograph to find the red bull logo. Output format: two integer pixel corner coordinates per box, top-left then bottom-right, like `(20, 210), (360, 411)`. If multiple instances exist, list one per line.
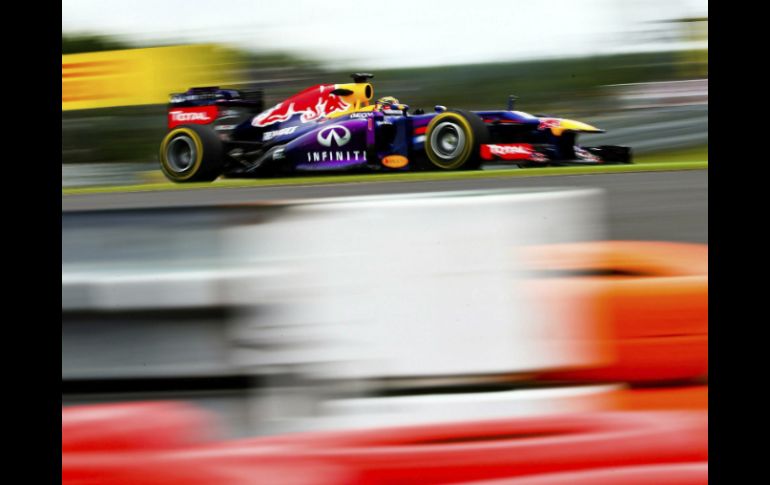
(252, 84), (350, 128)
(538, 118), (561, 131)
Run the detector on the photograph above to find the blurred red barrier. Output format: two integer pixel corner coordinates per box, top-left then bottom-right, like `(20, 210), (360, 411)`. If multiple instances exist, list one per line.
(61, 401), (350, 484)
(526, 241), (707, 383)
(195, 411), (707, 484)
(62, 402), (707, 485)
(61, 401), (219, 453)
(63, 451), (350, 485)
(460, 462), (708, 484)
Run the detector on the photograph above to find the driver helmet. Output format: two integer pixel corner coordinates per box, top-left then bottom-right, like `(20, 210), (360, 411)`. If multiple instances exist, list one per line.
(376, 96), (400, 109)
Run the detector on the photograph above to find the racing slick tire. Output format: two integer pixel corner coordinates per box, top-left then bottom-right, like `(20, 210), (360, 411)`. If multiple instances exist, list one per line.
(424, 110), (489, 170)
(159, 124), (224, 182)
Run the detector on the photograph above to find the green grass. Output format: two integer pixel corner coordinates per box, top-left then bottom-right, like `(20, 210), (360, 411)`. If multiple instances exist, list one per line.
(62, 155), (708, 196)
(634, 146), (708, 164)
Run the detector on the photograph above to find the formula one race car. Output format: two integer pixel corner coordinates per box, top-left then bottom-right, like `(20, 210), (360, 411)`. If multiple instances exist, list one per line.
(159, 73), (631, 182)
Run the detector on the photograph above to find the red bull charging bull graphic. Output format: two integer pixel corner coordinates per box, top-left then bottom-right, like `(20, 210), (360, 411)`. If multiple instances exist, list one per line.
(252, 84), (351, 127)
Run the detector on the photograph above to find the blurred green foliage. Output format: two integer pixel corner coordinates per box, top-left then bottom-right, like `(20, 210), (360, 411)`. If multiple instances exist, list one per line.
(62, 34), (136, 54)
(345, 50), (706, 115)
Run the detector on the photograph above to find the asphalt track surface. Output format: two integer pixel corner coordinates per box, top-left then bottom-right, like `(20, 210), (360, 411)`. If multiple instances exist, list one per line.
(62, 170), (707, 243)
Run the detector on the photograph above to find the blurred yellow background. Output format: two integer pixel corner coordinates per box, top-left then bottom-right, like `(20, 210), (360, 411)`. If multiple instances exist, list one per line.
(62, 44), (243, 110)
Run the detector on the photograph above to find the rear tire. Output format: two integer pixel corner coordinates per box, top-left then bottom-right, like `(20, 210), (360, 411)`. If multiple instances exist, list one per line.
(159, 124), (223, 182)
(424, 110), (488, 170)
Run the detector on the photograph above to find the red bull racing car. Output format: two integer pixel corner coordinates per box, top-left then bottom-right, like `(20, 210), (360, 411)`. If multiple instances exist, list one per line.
(159, 73), (632, 182)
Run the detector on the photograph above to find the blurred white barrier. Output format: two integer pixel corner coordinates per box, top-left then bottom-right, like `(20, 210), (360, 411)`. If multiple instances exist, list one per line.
(226, 188), (607, 380)
(606, 79), (708, 109)
(315, 384), (624, 430)
(62, 271), (224, 311)
(61, 268), (284, 311)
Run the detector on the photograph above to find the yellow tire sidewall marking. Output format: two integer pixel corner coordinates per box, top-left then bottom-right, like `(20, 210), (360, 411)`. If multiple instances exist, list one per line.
(425, 113), (475, 170)
(159, 127), (204, 181)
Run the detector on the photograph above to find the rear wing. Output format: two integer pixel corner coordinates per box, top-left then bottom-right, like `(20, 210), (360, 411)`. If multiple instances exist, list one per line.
(169, 86), (264, 111)
(167, 87), (264, 130)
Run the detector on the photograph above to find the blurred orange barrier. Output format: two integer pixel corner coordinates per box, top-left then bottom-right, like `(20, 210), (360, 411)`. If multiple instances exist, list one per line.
(525, 241), (707, 383)
(602, 385), (708, 411)
(61, 401), (219, 453)
(461, 462), (707, 484)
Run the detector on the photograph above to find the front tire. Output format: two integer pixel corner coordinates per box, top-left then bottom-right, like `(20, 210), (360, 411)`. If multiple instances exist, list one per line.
(424, 110), (488, 170)
(159, 124), (223, 182)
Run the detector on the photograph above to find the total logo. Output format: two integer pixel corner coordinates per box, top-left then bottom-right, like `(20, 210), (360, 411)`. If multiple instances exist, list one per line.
(170, 110), (213, 122)
(317, 125), (351, 147)
(168, 106), (218, 129)
(480, 143), (540, 161)
(489, 144), (531, 156)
